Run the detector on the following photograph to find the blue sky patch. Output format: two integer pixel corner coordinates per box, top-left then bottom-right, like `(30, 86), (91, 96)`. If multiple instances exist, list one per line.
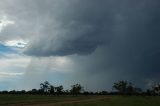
(0, 44), (18, 56)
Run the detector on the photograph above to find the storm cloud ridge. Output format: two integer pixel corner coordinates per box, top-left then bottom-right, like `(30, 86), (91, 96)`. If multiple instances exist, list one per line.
(22, 0), (160, 57)
(24, 0), (114, 56)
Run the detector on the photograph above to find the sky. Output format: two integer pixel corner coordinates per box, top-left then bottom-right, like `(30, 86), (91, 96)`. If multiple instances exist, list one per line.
(0, 0), (160, 91)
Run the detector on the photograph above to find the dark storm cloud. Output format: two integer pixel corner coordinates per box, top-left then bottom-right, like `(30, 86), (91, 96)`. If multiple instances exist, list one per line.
(24, 0), (160, 57)
(24, 0), (115, 56)
(23, 0), (160, 89)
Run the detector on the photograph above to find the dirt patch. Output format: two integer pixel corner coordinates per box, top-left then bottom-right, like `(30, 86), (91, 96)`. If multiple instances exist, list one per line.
(24, 97), (110, 106)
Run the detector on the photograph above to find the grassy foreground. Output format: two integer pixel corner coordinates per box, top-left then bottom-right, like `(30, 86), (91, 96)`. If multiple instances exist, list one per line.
(0, 95), (160, 106)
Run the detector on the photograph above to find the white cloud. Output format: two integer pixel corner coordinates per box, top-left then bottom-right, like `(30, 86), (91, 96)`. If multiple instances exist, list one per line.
(4, 39), (28, 48)
(0, 15), (14, 32)
(0, 72), (24, 77)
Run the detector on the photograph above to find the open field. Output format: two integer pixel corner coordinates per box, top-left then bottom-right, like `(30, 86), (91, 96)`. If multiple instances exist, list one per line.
(0, 95), (160, 106)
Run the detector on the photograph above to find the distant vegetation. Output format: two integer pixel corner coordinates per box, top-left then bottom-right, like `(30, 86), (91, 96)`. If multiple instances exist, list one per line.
(0, 80), (160, 96)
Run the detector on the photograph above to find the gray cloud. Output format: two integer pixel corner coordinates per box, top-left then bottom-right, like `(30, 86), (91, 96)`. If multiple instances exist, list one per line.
(23, 0), (115, 56)
(24, 0), (160, 57)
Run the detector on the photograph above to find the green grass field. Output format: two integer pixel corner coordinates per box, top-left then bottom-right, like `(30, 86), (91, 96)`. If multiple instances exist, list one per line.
(0, 95), (160, 106)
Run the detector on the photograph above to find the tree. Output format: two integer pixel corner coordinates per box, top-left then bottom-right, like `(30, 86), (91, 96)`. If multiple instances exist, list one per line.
(55, 85), (63, 95)
(49, 85), (55, 95)
(70, 84), (83, 96)
(113, 80), (135, 95)
(152, 83), (160, 95)
(134, 87), (142, 94)
(146, 89), (154, 96)
(113, 80), (128, 94)
(40, 81), (50, 93)
(30, 89), (38, 94)
(100, 91), (108, 95)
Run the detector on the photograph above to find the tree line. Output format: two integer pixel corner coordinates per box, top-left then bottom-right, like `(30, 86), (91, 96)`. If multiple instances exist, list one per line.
(0, 80), (160, 96)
